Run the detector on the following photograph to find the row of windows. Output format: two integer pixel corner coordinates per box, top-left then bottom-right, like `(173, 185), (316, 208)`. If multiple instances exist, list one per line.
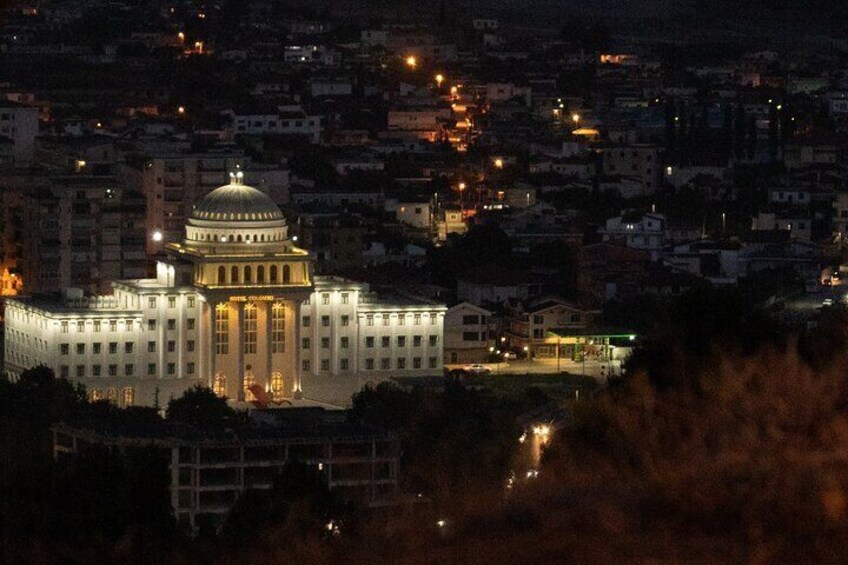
(217, 264), (291, 285)
(212, 372), (285, 401)
(60, 340), (197, 355)
(146, 296), (196, 309)
(88, 387), (134, 407)
(303, 335), (439, 349)
(301, 357), (439, 372)
(61, 361), (196, 378)
(146, 318), (196, 331)
(364, 313), (437, 326)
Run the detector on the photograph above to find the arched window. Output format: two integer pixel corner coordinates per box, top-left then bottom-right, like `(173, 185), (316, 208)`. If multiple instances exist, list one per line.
(218, 266), (226, 284)
(106, 388), (118, 404)
(122, 387), (134, 407)
(243, 372), (256, 402)
(257, 265), (265, 283)
(244, 266), (252, 283)
(231, 266), (239, 283)
(282, 264), (291, 284)
(270, 265), (278, 283)
(89, 389), (103, 402)
(213, 373), (227, 397)
(270, 372), (284, 401)
(237, 234), (243, 242)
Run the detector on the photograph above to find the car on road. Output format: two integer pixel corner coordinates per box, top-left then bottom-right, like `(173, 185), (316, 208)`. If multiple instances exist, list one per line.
(463, 364), (491, 375)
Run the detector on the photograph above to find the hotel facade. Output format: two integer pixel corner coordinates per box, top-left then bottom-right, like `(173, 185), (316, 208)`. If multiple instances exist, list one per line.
(4, 174), (445, 406)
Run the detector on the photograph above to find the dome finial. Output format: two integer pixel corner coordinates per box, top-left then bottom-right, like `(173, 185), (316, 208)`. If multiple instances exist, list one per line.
(229, 170), (244, 185)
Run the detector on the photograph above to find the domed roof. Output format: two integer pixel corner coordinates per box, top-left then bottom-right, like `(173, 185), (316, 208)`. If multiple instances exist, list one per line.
(190, 173), (284, 222)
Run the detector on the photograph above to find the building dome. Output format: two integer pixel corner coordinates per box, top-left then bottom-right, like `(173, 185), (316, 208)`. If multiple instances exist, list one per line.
(190, 172), (284, 222)
(184, 172), (289, 246)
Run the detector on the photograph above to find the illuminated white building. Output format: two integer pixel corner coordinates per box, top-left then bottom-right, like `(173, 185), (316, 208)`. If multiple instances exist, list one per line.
(4, 174), (445, 406)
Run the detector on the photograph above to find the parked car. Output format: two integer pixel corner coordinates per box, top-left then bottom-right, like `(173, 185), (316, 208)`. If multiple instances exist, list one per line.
(464, 364), (491, 375)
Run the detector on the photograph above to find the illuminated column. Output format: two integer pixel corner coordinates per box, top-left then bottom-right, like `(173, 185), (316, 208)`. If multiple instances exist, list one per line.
(236, 301), (245, 401)
(265, 301), (272, 386)
(208, 302), (217, 387)
(293, 300), (303, 398)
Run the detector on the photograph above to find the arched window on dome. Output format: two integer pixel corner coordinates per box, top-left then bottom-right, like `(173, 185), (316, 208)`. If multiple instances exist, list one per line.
(218, 266), (226, 284)
(283, 265), (291, 284)
(257, 265), (265, 283)
(261, 234), (266, 242)
(244, 266), (252, 284)
(270, 265), (278, 283)
(231, 266), (239, 283)
(237, 234), (243, 242)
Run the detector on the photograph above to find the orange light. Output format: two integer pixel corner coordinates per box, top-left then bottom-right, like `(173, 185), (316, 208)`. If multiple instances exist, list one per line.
(177, 31), (185, 41)
(494, 158), (504, 169)
(405, 55), (417, 68)
(177, 106), (186, 115)
(435, 73), (444, 86)
(458, 182), (466, 191)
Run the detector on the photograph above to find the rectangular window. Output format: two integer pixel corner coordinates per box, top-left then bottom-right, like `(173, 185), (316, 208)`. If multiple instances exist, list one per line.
(147, 363), (156, 375)
(93, 343), (101, 354)
(397, 358), (406, 369)
(365, 358), (374, 370)
(93, 321), (101, 333)
(187, 318), (195, 330)
(271, 302), (285, 353)
(109, 342), (118, 354)
(430, 313), (437, 325)
(382, 336), (390, 348)
(77, 321), (85, 333)
(168, 296), (176, 308)
(397, 336), (406, 347)
(340, 358), (349, 371)
(167, 363), (175, 375)
(429, 335), (438, 347)
(61, 321), (68, 333)
(381, 358), (390, 370)
(463, 332), (479, 341)
(322, 293), (329, 305)
(533, 315), (544, 324)
(366, 336), (375, 348)
(341, 315), (349, 326)
(413, 335), (422, 347)
(125, 364), (134, 376)
(303, 315), (311, 327)
(320, 359), (330, 371)
(187, 340), (195, 352)
(302, 337), (311, 349)
(148, 341), (156, 353)
(76, 365), (85, 378)
(413, 357), (422, 369)
(60, 365), (69, 379)
(148, 319), (156, 331)
(414, 314), (422, 325)
(124, 342), (134, 354)
(108, 364), (117, 376)
(429, 357), (438, 369)
(462, 315), (480, 325)
(341, 337), (349, 348)
(384, 314), (391, 326)
(321, 337), (330, 349)
(321, 315), (330, 327)
(167, 341), (175, 352)
(93, 364), (102, 377)
(110, 320), (117, 332)
(125, 319), (134, 331)
(302, 360), (311, 372)
(187, 297), (195, 308)
(148, 297), (157, 309)
(341, 293), (349, 304)
(167, 319), (176, 330)
(244, 304), (257, 354)
(216, 305), (229, 354)
(187, 362), (195, 374)
(366, 315), (374, 327)
(60, 343), (69, 355)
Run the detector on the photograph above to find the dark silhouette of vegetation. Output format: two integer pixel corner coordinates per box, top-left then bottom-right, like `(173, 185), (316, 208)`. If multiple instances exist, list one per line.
(165, 384), (239, 429)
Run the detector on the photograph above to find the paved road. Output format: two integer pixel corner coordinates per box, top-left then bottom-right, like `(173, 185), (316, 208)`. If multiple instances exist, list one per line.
(448, 358), (623, 381)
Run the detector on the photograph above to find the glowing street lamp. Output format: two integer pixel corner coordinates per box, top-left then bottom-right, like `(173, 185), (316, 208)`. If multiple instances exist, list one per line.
(177, 31), (185, 42)
(177, 106), (186, 115)
(151, 230), (163, 242)
(572, 113), (580, 124)
(494, 158), (504, 169)
(405, 55), (417, 69)
(435, 73), (444, 86)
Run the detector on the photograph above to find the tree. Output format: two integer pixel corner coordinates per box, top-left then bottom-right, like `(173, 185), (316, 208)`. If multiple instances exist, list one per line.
(166, 385), (238, 429)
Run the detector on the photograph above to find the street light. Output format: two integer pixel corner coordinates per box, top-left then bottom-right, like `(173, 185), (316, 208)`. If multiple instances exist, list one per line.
(405, 55), (417, 68)
(572, 113), (580, 124)
(435, 73), (444, 86)
(494, 158), (504, 169)
(151, 229), (163, 242)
